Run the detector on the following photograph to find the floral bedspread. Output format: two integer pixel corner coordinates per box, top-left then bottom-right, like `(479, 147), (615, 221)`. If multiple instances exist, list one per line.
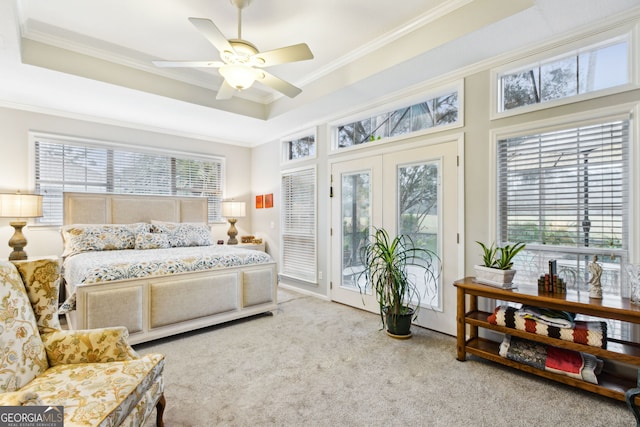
(60, 246), (273, 312)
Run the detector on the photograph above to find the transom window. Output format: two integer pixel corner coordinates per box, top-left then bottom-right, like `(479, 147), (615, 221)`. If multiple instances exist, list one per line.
(282, 133), (316, 162)
(33, 136), (224, 225)
(335, 91), (459, 149)
(498, 36), (629, 113)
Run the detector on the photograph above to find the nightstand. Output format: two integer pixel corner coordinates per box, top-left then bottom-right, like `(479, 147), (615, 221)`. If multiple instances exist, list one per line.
(238, 242), (266, 252)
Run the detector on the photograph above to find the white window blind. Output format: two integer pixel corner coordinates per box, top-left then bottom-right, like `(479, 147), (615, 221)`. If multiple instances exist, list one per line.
(281, 167), (317, 282)
(34, 138), (224, 225)
(498, 119), (629, 249)
(497, 118), (630, 302)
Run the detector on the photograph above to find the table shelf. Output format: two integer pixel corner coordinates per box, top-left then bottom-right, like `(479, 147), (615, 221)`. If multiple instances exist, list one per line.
(455, 277), (640, 403)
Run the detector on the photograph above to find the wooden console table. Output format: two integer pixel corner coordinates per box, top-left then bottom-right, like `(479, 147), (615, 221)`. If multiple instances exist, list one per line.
(455, 277), (640, 402)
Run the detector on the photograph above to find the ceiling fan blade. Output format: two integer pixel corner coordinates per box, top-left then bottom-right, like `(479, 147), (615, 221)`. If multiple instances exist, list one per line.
(152, 60), (224, 68)
(188, 17), (235, 55)
(257, 70), (302, 98)
(252, 43), (314, 67)
(216, 80), (236, 100)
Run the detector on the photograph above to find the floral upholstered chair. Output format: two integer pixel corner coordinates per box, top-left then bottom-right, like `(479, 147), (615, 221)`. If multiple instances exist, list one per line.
(0, 258), (166, 427)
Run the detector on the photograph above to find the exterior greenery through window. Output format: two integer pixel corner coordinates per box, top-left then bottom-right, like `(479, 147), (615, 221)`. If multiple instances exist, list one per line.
(398, 162), (438, 254)
(34, 138), (224, 225)
(499, 39), (628, 112)
(398, 161), (440, 308)
(337, 91), (458, 148)
(285, 135), (315, 161)
(497, 118), (629, 301)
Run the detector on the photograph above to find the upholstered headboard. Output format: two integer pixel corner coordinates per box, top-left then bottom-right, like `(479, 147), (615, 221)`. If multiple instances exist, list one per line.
(63, 192), (208, 224)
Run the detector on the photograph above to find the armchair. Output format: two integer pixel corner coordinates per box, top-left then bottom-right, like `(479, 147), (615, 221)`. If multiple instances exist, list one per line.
(0, 258), (165, 426)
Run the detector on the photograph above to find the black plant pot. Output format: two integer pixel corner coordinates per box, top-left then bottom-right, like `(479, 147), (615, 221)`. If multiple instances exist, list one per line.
(384, 307), (414, 339)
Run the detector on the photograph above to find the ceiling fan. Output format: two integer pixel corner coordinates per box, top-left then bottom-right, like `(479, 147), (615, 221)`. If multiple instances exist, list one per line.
(152, 0), (314, 100)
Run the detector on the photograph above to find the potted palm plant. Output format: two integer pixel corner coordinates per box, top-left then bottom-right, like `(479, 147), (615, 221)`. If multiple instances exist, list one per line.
(358, 228), (440, 338)
(474, 241), (526, 288)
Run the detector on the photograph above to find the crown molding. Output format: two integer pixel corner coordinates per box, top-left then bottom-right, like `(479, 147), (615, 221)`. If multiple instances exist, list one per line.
(295, 0), (474, 89)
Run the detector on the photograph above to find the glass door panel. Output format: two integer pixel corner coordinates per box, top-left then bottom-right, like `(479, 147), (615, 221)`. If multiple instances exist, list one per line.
(341, 172), (370, 292)
(397, 161), (442, 310)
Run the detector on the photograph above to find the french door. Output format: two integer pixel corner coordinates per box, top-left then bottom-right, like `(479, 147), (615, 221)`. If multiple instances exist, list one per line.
(330, 156), (382, 310)
(330, 139), (461, 335)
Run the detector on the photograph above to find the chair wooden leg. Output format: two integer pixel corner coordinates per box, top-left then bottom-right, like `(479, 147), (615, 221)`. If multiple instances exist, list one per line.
(156, 394), (166, 427)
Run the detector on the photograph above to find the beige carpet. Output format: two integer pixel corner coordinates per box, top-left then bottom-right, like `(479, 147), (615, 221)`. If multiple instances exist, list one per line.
(136, 289), (634, 427)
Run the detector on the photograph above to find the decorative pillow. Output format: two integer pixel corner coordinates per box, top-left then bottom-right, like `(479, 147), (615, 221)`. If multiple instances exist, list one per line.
(41, 326), (139, 366)
(0, 261), (49, 393)
(61, 223), (149, 257)
(12, 258), (62, 334)
(150, 221), (212, 247)
(135, 232), (171, 250)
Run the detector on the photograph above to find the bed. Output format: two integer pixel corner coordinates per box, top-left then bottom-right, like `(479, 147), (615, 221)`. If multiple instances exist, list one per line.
(61, 192), (278, 345)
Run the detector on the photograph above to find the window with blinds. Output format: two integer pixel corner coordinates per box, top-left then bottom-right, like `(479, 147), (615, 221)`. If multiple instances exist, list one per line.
(281, 167), (317, 283)
(497, 118), (630, 298)
(34, 138), (224, 225)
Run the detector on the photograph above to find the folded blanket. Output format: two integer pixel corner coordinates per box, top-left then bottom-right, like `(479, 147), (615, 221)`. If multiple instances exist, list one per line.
(516, 305), (576, 328)
(499, 335), (603, 384)
(488, 305), (607, 349)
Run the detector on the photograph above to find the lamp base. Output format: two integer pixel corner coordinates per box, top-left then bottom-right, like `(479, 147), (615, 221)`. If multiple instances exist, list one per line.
(8, 220), (28, 260)
(226, 218), (239, 245)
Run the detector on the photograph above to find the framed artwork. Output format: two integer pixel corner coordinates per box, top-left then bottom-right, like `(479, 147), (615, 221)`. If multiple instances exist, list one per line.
(255, 195), (264, 209)
(265, 193), (273, 208)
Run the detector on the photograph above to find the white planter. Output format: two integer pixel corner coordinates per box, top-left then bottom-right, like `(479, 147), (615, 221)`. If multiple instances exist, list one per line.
(473, 265), (516, 288)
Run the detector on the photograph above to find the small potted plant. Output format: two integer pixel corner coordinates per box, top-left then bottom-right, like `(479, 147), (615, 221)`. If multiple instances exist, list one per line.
(358, 228), (440, 338)
(474, 241), (526, 288)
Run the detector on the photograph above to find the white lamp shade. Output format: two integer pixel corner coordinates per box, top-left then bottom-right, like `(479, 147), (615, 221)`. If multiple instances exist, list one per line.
(221, 201), (246, 218)
(0, 193), (43, 218)
(219, 64), (256, 90)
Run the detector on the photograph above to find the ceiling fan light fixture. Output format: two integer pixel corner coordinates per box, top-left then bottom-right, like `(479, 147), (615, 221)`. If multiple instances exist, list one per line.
(154, 0), (313, 100)
(219, 64), (256, 90)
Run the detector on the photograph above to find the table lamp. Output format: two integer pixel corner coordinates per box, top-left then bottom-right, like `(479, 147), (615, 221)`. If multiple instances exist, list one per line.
(0, 193), (43, 260)
(221, 201), (246, 245)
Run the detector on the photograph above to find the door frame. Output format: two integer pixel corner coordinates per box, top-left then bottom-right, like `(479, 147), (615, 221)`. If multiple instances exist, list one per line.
(327, 133), (466, 329)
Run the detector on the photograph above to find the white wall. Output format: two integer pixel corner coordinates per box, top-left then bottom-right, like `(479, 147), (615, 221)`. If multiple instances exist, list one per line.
(250, 140), (281, 260)
(0, 106), (252, 258)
